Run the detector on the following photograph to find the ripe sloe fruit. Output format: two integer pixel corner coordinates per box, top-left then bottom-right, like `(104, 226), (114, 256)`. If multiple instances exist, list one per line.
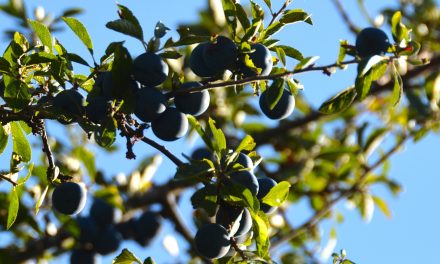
(76, 216), (99, 244)
(133, 52), (169, 87)
(257, 177), (278, 214)
(53, 89), (85, 117)
(115, 219), (136, 240)
(174, 82), (210, 116)
(52, 182), (87, 216)
(240, 43), (273, 77)
(133, 211), (162, 246)
(195, 223), (231, 259)
(216, 204), (252, 237)
(89, 198), (118, 228)
(259, 88), (295, 120)
(230, 170), (259, 196)
(70, 249), (98, 264)
(151, 107), (188, 141)
(191, 147), (214, 161)
(189, 43), (217, 77)
(203, 36), (237, 73)
(86, 96), (110, 123)
(235, 153), (253, 170)
(93, 225), (122, 255)
(134, 87), (167, 122)
(355, 27), (390, 58)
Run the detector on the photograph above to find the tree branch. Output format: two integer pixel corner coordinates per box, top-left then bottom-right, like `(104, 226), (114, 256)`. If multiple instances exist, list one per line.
(0, 173), (18, 186)
(330, 0), (359, 34)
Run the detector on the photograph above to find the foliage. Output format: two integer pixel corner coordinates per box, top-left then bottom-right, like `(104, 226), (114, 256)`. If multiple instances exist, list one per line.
(0, 0), (438, 263)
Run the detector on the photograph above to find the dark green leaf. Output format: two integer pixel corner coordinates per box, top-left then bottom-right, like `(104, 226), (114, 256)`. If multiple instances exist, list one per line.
(261, 181), (291, 207)
(319, 86), (357, 114)
(174, 161), (213, 184)
(279, 9), (313, 25)
(60, 8), (83, 17)
(66, 53), (90, 66)
(3, 79), (32, 109)
(112, 248), (142, 264)
(191, 184), (218, 216)
(22, 52), (57, 65)
(143, 257), (156, 264)
(28, 19), (52, 53)
(167, 35), (210, 48)
(265, 78), (285, 110)
(62, 17), (94, 54)
(358, 55), (387, 77)
(7, 187), (19, 229)
(274, 45), (303, 61)
(110, 43), (133, 101)
(242, 19), (262, 42)
(235, 3), (250, 31)
(220, 180), (260, 213)
(263, 21), (284, 39)
(154, 21), (170, 39)
(159, 50), (182, 59)
(275, 46), (286, 66)
(11, 121), (31, 163)
(263, 0), (271, 9)
(0, 125), (10, 155)
(221, 0), (237, 36)
(0, 57), (11, 74)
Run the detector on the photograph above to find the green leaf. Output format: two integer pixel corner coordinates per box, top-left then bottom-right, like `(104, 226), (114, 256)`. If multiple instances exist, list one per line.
(261, 181), (291, 207)
(279, 9), (313, 25)
(95, 117), (117, 148)
(28, 19), (52, 53)
(263, 21), (284, 39)
(265, 78), (285, 110)
(191, 184), (218, 216)
(66, 53), (90, 66)
(319, 86), (357, 114)
(235, 135), (256, 154)
(143, 257), (156, 264)
(167, 35), (210, 48)
(221, 0), (237, 36)
(187, 115), (212, 151)
(358, 55), (387, 77)
(22, 52), (57, 65)
(112, 248), (142, 264)
(72, 147), (96, 180)
(62, 17), (94, 54)
(372, 195), (391, 218)
(274, 45), (303, 61)
(391, 65), (403, 106)
(275, 47), (286, 66)
(242, 18), (262, 42)
(250, 1), (264, 20)
(7, 187), (19, 229)
(4, 79), (32, 109)
(252, 211), (270, 258)
(337, 40), (349, 66)
(364, 128), (387, 158)
(295, 56), (319, 70)
(17, 163), (33, 186)
(207, 118), (227, 155)
(11, 121), (31, 163)
(0, 57), (11, 74)
(263, 0), (271, 9)
(235, 3), (250, 31)
(106, 5), (143, 41)
(13, 32), (29, 51)
(0, 125), (10, 155)
(220, 180), (260, 213)
(355, 58), (387, 100)
(391, 11), (408, 43)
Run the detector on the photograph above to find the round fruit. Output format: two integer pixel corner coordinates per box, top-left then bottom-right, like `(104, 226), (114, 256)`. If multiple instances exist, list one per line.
(257, 177), (278, 214)
(191, 147), (214, 161)
(151, 107), (188, 141)
(203, 36), (237, 73)
(174, 82), (210, 116)
(134, 87), (167, 122)
(133, 52), (169, 87)
(216, 204), (252, 237)
(240, 43), (273, 77)
(133, 211), (162, 246)
(235, 153), (253, 170)
(51, 182), (87, 216)
(89, 198), (118, 227)
(355, 27), (390, 58)
(53, 89), (85, 117)
(76, 216), (99, 244)
(86, 96), (110, 123)
(230, 170), (259, 196)
(189, 43), (217, 77)
(259, 88), (295, 120)
(115, 219), (136, 240)
(195, 223), (231, 259)
(93, 225), (122, 255)
(70, 249), (98, 264)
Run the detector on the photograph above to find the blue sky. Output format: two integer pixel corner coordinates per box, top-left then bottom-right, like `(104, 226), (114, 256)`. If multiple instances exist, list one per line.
(0, 0), (439, 263)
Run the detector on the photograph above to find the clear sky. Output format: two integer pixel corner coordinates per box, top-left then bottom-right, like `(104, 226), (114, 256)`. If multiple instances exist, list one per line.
(0, 0), (439, 263)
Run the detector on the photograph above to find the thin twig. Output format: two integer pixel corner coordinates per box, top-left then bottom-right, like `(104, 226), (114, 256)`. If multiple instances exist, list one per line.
(268, 0), (292, 27)
(0, 173), (18, 186)
(40, 122), (55, 169)
(163, 193), (194, 246)
(330, 0), (359, 34)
